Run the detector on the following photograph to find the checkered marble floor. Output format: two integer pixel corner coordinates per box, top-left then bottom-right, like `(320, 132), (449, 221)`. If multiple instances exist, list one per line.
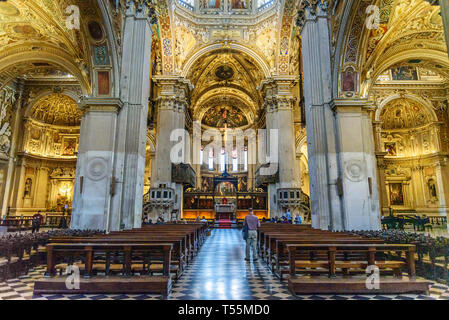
(1, 229), (449, 300)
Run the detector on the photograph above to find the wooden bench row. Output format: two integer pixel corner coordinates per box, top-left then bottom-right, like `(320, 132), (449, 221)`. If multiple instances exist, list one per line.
(256, 223), (431, 294)
(35, 223), (208, 297)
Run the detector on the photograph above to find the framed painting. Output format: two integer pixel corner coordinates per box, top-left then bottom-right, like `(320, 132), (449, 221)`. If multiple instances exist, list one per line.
(389, 183), (404, 206)
(62, 137), (77, 156)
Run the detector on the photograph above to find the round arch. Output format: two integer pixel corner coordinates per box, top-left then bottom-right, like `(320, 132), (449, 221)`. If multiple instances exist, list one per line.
(0, 44), (91, 95)
(193, 87), (257, 123)
(368, 49), (449, 87)
(375, 93), (439, 123)
(24, 90), (81, 119)
(181, 43), (271, 79)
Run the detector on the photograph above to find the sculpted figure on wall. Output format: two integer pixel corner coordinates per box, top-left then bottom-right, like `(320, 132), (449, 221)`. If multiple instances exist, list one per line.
(24, 178), (32, 198)
(0, 88), (15, 157)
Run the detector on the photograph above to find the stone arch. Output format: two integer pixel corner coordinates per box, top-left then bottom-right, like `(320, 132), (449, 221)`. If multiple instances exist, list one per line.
(147, 131), (157, 152)
(333, 0), (374, 97)
(181, 43), (271, 79)
(24, 90), (81, 119)
(375, 93), (439, 124)
(97, 0), (121, 98)
(0, 44), (91, 95)
(368, 48), (449, 86)
(335, 0), (449, 98)
(193, 87), (257, 123)
(25, 93), (82, 127)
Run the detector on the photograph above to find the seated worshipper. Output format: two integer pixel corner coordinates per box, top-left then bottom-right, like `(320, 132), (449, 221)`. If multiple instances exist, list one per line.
(285, 209), (292, 222)
(200, 216), (207, 223)
(32, 211), (44, 233)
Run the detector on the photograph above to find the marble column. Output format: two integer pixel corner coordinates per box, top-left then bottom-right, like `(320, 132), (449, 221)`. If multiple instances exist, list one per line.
(1, 84), (23, 216)
(333, 99), (381, 230)
(71, 98), (122, 231)
(261, 77), (301, 217)
(150, 76), (191, 220)
(440, 0), (449, 57)
(72, 1), (156, 231)
(298, 0), (341, 229)
(375, 152), (389, 215)
(33, 166), (49, 209)
(9, 158), (26, 214)
(435, 159), (449, 226)
(114, 1), (154, 230)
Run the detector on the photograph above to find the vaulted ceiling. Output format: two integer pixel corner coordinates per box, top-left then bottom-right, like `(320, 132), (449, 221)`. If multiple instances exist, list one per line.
(0, 0), (103, 91)
(361, 0), (448, 87)
(186, 49), (266, 126)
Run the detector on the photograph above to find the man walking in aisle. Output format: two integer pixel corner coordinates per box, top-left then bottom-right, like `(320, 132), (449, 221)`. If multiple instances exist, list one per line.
(243, 208), (260, 262)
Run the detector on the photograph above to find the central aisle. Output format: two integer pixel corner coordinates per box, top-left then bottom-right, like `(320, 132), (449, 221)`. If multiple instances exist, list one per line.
(169, 229), (295, 300)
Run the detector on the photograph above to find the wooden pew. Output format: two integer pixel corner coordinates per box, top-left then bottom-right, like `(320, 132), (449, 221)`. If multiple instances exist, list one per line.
(48, 236), (186, 278)
(286, 243), (431, 294)
(272, 237), (384, 280)
(35, 242), (173, 297)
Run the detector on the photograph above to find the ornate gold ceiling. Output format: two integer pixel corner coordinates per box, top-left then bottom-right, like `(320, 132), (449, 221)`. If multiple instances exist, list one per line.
(0, 0), (102, 90)
(30, 93), (81, 126)
(202, 105), (249, 128)
(341, 0), (449, 97)
(380, 98), (433, 130)
(186, 49), (265, 125)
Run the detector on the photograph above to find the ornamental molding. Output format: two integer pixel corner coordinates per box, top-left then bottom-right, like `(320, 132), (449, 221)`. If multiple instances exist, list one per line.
(296, 0), (329, 28)
(124, 0), (158, 23)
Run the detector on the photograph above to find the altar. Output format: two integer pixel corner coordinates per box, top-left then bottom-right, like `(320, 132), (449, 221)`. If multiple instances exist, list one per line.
(214, 203), (236, 220)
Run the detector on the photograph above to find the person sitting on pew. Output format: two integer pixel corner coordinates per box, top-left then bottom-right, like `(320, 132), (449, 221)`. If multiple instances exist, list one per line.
(195, 215), (201, 223)
(243, 208), (260, 262)
(32, 211), (44, 233)
(142, 216), (152, 225)
(294, 214), (302, 225)
(200, 216), (207, 223)
(156, 216), (165, 224)
(285, 209), (292, 223)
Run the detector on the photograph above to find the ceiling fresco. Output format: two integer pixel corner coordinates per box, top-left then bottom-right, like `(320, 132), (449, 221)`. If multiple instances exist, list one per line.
(0, 0), (103, 90)
(380, 98), (433, 130)
(344, 0), (449, 97)
(171, 0), (293, 76)
(201, 105), (249, 128)
(186, 49), (265, 123)
(30, 93), (82, 126)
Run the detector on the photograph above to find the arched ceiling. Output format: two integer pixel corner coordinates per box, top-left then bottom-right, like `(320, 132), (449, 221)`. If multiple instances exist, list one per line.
(168, 0), (300, 76)
(201, 104), (249, 129)
(0, 0), (104, 91)
(380, 98), (434, 130)
(186, 48), (266, 124)
(30, 93), (82, 126)
(338, 0), (449, 97)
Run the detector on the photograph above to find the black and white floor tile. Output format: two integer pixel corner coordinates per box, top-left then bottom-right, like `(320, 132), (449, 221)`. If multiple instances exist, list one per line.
(1, 229), (448, 300)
